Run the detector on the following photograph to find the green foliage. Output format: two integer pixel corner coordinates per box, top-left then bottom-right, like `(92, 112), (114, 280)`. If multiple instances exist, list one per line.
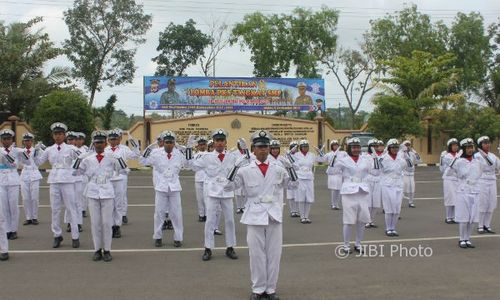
(368, 95), (423, 141)
(94, 94), (117, 130)
(0, 18), (64, 120)
(232, 6), (338, 77)
(153, 19), (211, 76)
(63, 0), (152, 106)
(31, 90), (94, 145)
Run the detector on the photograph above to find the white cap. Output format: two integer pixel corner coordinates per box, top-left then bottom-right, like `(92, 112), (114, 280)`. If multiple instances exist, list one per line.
(387, 138), (399, 147)
(460, 138), (474, 147)
(447, 138), (459, 146)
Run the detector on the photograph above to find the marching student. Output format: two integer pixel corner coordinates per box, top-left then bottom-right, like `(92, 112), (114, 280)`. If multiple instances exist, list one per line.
(474, 136), (499, 234)
(452, 138), (482, 248)
(379, 139), (406, 237)
(34, 122), (81, 248)
(190, 129), (241, 261)
(20, 133), (43, 226)
(289, 139), (321, 224)
(75, 132), (89, 218)
(105, 128), (140, 238)
(401, 140), (422, 208)
(74, 130), (128, 262)
(323, 140), (345, 210)
(328, 137), (375, 254)
(439, 138), (460, 224)
(139, 131), (191, 248)
(194, 137), (209, 222)
(225, 130), (297, 300)
(364, 139), (382, 228)
(0, 129), (31, 240)
(235, 140), (248, 214)
(285, 141), (299, 218)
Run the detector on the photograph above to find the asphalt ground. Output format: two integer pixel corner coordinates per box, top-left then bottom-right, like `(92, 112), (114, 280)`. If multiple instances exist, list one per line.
(1, 166), (499, 300)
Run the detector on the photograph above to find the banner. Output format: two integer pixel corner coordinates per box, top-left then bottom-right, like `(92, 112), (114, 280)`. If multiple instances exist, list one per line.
(143, 76), (325, 112)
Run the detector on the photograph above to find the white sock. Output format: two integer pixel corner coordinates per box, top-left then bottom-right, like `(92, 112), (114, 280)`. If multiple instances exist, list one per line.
(484, 212), (493, 228)
(478, 212), (486, 228)
(385, 213), (393, 231)
(459, 223), (467, 240)
(304, 203), (311, 219)
(298, 202), (306, 219)
(369, 207), (376, 223)
(445, 206), (453, 219)
(466, 223), (473, 240)
(408, 193), (414, 204)
(392, 214), (400, 231)
(355, 222), (364, 247)
(288, 199), (296, 213)
(343, 224), (351, 248)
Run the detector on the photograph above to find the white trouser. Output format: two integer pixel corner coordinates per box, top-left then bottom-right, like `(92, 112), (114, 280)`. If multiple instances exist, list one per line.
(88, 198), (113, 251)
(247, 219), (282, 295)
(330, 189), (341, 208)
(112, 179), (127, 226)
(0, 185), (19, 232)
(153, 190), (183, 241)
(64, 181), (84, 225)
(236, 195), (247, 210)
(50, 183), (79, 239)
(21, 180), (40, 220)
(0, 198), (8, 253)
(121, 176), (129, 216)
(204, 196), (236, 249)
(195, 181), (206, 217)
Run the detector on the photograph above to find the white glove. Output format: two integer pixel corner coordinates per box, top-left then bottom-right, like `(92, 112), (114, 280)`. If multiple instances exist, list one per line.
(238, 138), (250, 159)
(278, 156), (292, 169)
(314, 145), (325, 157)
(234, 155), (250, 168)
(176, 145), (186, 153)
(290, 144), (298, 154)
(186, 135), (197, 148)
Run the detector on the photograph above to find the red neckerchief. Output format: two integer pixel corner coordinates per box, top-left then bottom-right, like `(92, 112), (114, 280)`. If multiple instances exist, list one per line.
(26, 147), (31, 155)
(389, 153), (397, 160)
(376, 151), (383, 156)
(256, 161), (268, 176)
(451, 152), (456, 157)
(167, 151), (172, 159)
(217, 151), (225, 162)
(350, 155), (359, 163)
(300, 150), (308, 156)
(96, 152), (104, 163)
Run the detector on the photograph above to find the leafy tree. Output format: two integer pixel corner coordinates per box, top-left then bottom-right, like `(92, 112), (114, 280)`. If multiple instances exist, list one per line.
(63, 0), (152, 106)
(232, 6), (338, 77)
(0, 18), (68, 120)
(94, 94), (117, 129)
(31, 90), (94, 145)
(153, 19), (211, 76)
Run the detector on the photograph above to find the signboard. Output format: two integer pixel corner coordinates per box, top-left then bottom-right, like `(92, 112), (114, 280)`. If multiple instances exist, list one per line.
(143, 76), (325, 112)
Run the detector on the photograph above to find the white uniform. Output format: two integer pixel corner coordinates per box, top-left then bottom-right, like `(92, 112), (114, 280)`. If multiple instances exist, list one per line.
(194, 151), (208, 218)
(234, 150), (248, 211)
(64, 145), (89, 226)
(379, 152), (406, 233)
(324, 150), (346, 209)
(192, 150), (239, 249)
(440, 151), (459, 220)
(363, 151), (384, 225)
(400, 149), (421, 205)
(35, 143), (80, 240)
(0, 146), (28, 234)
(140, 148), (188, 242)
(291, 151), (320, 220)
(474, 151), (499, 230)
(227, 159), (292, 295)
(454, 156), (482, 242)
(20, 147), (43, 221)
(328, 154), (373, 248)
(79, 152), (123, 252)
(104, 145), (139, 226)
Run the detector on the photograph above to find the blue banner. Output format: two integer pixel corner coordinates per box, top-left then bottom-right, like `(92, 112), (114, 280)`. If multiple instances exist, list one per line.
(144, 76), (325, 112)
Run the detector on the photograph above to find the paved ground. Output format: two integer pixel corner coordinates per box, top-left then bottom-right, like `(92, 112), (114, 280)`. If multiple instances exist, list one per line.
(1, 167), (499, 300)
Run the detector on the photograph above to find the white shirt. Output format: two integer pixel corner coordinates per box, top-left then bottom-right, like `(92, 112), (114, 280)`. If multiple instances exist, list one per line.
(440, 151), (459, 181)
(20, 147), (42, 182)
(140, 148), (189, 193)
(327, 154), (373, 194)
(474, 151), (500, 181)
(454, 156), (482, 194)
(0, 146), (29, 186)
(379, 152), (406, 188)
(79, 152), (123, 199)
(291, 151), (319, 180)
(35, 142), (78, 184)
(104, 144), (139, 181)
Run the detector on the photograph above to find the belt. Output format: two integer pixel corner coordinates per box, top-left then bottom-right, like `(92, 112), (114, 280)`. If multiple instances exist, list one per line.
(465, 179), (477, 186)
(345, 177), (363, 183)
(53, 163), (70, 169)
(90, 176), (111, 184)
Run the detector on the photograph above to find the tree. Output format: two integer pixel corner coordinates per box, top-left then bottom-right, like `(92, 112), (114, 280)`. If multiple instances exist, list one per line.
(153, 19), (211, 76)
(199, 18), (231, 76)
(63, 0), (152, 106)
(232, 6), (338, 78)
(368, 95), (423, 141)
(94, 94), (117, 129)
(31, 90), (94, 145)
(324, 47), (377, 128)
(0, 18), (68, 120)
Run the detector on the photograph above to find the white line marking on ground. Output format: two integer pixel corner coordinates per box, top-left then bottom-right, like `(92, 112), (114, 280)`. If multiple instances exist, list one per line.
(9, 234), (500, 254)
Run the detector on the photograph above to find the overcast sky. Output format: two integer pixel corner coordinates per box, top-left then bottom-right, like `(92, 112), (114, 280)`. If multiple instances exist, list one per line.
(1, 0), (499, 116)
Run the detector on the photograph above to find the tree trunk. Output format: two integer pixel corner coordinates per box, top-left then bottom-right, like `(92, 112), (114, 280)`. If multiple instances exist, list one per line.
(89, 87), (97, 107)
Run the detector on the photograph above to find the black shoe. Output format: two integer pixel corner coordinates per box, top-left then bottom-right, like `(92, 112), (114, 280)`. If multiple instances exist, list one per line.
(72, 239), (80, 248)
(9, 232), (17, 240)
(6, 232), (10, 239)
(202, 216), (207, 222)
(173, 241), (182, 248)
(23, 220), (32, 225)
(225, 247), (238, 259)
(198, 215), (205, 222)
(459, 240), (467, 248)
(445, 218), (454, 224)
(93, 249), (103, 261)
(78, 224), (83, 232)
(82, 210), (87, 218)
(370, 223), (378, 228)
(66, 223), (71, 232)
(122, 215), (128, 224)
(32, 219), (39, 225)
(202, 248), (212, 261)
(154, 239), (163, 247)
(409, 203), (416, 208)
(267, 293), (280, 300)
(103, 251), (112, 262)
(52, 236), (63, 248)
(0, 252), (9, 261)
(250, 293), (263, 300)
(114, 226), (122, 238)
(214, 229), (223, 235)
(166, 220), (173, 230)
(236, 208), (244, 214)
(465, 240), (475, 248)
(484, 226), (496, 234)
(161, 221), (167, 231)
(354, 246), (363, 254)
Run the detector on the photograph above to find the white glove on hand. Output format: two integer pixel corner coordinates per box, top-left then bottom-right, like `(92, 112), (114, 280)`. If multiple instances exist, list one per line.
(278, 156), (292, 169)
(186, 135), (196, 148)
(235, 155), (250, 168)
(290, 144), (298, 154)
